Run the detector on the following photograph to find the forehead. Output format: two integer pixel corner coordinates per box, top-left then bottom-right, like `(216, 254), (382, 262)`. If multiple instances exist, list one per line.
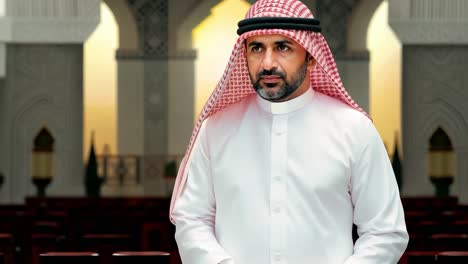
(245, 34), (299, 45)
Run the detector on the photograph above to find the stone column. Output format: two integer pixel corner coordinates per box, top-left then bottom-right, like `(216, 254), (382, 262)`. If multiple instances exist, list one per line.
(335, 52), (370, 113)
(316, 0), (369, 112)
(122, 0), (197, 152)
(389, 0), (468, 203)
(167, 50), (196, 156)
(116, 53), (145, 156)
(119, 0), (195, 196)
(120, 0), (171, 156)
(0, 0), (100, 203)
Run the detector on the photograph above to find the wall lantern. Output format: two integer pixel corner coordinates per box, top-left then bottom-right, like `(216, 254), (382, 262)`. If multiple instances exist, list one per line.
(32, 127), (55, 197)
(428, 127), (455, 197)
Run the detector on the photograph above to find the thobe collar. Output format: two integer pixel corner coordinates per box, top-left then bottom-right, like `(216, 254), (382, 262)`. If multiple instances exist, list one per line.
(256, 87), (315, 115)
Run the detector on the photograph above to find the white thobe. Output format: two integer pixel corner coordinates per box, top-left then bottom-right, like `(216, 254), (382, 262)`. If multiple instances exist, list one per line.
(173, 88), (408, 264)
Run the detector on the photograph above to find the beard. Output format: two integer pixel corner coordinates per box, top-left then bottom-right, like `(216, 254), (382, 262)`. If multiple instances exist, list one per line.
(250, 61), (308, 102)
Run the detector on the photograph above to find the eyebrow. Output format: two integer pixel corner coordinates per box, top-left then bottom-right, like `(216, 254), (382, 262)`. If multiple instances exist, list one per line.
(247, 41), (263, 47)
(247, 39), (293, 47)
(275, 40), (292, 45)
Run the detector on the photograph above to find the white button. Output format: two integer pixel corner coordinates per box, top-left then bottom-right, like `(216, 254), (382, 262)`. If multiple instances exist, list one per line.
(273, 206), (281, 213)
(274, 130), (285, 136)
(273, 175), (281, 181)
(274, 254), (281, 261)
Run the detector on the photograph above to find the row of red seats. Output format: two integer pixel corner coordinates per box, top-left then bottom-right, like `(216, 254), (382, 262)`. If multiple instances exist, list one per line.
(0, 197), (179, 264)
(400, 197), (468, 263)
(2, 251), (171, 264)
(402, 251), (468, 264)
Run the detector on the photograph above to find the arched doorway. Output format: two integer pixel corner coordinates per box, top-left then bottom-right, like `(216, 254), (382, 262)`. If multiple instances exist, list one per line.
(84, 2), (118, 159)
(84, 0), (140, 159)
(367, 1), (402, 156)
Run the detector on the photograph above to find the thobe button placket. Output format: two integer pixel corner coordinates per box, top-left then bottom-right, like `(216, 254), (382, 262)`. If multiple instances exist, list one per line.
(270, 114), (288, 264)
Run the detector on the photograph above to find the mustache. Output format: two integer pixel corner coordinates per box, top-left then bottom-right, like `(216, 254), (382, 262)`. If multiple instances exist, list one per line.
(257, 69), (286, 79)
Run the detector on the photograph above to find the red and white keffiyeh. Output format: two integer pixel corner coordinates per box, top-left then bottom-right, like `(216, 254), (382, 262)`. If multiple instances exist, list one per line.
(170, 0), (368, 221)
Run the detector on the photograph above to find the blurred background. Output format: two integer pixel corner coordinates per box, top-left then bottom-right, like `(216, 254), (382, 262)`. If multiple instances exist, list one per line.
(0, 0), (466, 204)
(0, 0), (467, 263)
(0, 0), (466, 203)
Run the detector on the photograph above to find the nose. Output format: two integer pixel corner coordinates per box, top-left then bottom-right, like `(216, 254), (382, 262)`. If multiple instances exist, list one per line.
(261, 49), (278, 71)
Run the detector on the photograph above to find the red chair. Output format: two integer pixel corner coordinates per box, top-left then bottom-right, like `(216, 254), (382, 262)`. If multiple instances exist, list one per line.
(32, 221), (62, 235)
(140, 221), (175, 251)
(405, 251), (439, 264)
(445, 220), (468, 234)
(112, 251), (170, 264)
(39, 252), (99, 264)
(437, 251), (468, 264)
(414, 220), (447, 236)
(406, 234), (429, 251)
(429, 234), (468, 251)
(79, 234), (133, 264)
(30, 234), (64, 264)
(0, 234), (14, 264)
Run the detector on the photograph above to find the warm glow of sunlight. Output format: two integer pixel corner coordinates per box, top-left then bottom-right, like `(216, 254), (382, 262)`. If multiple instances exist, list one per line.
(193, 0), (251, 118)
(84, 2), (118, 159)
(82, 0), (400, 160)
(368, 1), (402, 155)
(0, 0), (4, 16)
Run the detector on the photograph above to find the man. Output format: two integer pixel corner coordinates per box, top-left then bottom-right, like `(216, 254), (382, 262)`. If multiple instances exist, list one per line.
(170, 0), (408, 263)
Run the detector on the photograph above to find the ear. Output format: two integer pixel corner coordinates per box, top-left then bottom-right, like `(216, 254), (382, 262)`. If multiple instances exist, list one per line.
(307, 55), (317, 70)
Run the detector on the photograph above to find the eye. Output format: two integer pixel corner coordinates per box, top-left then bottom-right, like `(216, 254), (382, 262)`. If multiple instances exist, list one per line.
(278, 44), (289, 51)
(251, 45), (262, 52)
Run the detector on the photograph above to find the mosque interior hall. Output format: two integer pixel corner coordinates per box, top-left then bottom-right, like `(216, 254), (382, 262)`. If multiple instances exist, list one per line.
(0, 0), (467, 263)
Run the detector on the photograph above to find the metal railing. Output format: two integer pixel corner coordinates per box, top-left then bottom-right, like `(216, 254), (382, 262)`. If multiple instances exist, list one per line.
(96, 154), (184, 187)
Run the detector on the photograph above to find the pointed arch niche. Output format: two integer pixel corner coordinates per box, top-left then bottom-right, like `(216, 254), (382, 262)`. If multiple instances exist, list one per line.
(403, 99), (468, 203)
(428, 127), (455, 197)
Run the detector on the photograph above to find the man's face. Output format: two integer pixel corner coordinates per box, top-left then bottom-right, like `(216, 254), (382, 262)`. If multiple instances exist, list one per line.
(245, 34), (315, 102)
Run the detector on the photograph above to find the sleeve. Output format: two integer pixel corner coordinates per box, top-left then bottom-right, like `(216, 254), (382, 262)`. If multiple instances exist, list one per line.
(344, 119), (409, 264)
(172, 121), (234, 264)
